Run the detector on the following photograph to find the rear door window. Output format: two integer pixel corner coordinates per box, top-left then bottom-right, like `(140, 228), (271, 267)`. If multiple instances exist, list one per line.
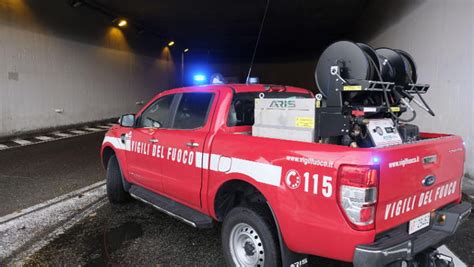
(172, 93), (214, 130)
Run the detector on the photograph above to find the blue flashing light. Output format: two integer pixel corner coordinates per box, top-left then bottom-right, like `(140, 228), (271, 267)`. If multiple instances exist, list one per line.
(193, 74), (206, 82)
(372, 156), (380, 164)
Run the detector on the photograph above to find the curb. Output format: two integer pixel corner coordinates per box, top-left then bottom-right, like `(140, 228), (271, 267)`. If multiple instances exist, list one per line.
(0, 118), (118, 142)
(0, 122), (116, 152)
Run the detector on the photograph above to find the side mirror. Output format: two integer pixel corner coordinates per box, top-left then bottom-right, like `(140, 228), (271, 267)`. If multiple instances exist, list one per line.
(119, 114), (135, 127)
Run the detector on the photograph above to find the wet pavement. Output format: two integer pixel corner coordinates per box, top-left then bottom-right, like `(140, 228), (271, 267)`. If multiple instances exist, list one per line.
(446, 207), (474, 264)
(24, 201), (225, 266)
(0, 132), (105, 216)
(22, 197), (473, 267)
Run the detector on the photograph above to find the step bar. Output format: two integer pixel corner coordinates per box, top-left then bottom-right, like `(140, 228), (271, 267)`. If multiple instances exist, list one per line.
(129, 185), (213, 229)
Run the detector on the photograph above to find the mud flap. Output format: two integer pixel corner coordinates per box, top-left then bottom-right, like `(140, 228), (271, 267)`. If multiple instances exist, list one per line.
(267, 203), (309, 267)
(280, 237), (309, 267)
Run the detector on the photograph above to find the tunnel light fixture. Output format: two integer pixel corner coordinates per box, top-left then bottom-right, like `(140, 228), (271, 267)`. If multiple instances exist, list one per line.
(112, 18), (128, 28)
(117, 19), (127, 27)
(168, 41), (175, 47)
(69, 0), (83, 8)
(184, 48), (189, 53)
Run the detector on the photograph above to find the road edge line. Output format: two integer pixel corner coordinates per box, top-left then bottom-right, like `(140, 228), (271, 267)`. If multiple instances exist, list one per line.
(7, 197), (109, 265)
(0, 180), (106, 224)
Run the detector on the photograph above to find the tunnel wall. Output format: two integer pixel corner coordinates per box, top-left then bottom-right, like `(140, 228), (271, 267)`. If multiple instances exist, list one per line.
(0, 1), (177, 138)
(356, 0), (474, 176)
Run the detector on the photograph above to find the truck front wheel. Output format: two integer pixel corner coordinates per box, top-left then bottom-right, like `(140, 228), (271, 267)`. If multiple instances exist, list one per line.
(106, 155), (130, 203)
(222, 206), (280, 267)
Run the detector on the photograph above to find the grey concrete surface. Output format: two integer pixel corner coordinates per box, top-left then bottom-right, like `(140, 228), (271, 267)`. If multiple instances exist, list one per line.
(356, 0), (474, 178)
(0, 1), (176, 138)
(462, 178), (474, 203)
(0, 132), (106, 216)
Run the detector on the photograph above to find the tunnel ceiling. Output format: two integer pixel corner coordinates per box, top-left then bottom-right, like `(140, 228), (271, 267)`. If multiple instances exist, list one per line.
(88, 0), (369, 61)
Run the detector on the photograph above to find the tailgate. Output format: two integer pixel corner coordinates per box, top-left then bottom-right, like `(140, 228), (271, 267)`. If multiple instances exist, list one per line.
(374, 135), (465, 233)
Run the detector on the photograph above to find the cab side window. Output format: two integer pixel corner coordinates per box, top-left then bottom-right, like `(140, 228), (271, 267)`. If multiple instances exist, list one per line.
(138, 94), (174, 128)
(172, 93), (214, 130)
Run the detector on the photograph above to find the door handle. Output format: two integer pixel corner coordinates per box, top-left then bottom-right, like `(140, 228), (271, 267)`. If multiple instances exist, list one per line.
(149, 138), (159, 143)
(186, 142), (199, 148)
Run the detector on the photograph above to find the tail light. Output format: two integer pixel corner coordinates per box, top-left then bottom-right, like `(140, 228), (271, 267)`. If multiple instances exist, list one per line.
(338, 165), (378, 231)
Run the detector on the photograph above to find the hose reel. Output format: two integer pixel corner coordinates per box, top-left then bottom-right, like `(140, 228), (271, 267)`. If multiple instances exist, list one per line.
(313, 41), (435, 147)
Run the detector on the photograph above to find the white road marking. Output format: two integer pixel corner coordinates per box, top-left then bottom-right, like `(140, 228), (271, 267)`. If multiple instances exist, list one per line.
(438, 245), (466, 267)
(12, 139), (33, 145)
(0, 181), (106, 264)
(35, 136), (54, 141)
(70, 130), (87, 134)
(11, 198), (108, 265)
(53, 132), (73, 138)
(84, 127), (103, 132)
(0, 122), (114, 152)
(0, 180), (105, 224)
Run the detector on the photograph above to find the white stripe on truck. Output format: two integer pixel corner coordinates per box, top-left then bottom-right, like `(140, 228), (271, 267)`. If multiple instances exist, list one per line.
(104, 137), (282, 187)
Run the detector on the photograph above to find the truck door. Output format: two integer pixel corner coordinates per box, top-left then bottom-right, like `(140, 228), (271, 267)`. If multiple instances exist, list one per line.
(156, 91), (217, 209)
(126, 93), (176, 193)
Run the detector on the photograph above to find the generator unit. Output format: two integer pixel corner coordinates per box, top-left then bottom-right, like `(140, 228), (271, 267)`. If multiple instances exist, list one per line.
(253, 41), (435, 148)
(253, 98), (315, 142)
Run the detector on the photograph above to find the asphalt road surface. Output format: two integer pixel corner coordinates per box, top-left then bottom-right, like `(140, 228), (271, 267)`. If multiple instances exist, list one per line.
(0, 132), (106, 216)
(1, 132), (472, 266)
(23, 199), (473, 267)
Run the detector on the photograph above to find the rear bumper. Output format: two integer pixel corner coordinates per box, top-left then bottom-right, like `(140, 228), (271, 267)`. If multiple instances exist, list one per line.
(353, 202), (471, 267)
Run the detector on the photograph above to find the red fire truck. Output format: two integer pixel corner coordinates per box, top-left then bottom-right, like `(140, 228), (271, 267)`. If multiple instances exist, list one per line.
(102, 41), (471, 266)
(101, 82), (469, 266)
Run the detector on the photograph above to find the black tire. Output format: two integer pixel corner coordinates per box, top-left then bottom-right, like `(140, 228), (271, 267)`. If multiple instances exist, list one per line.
(222, 206), (281, 267)
(106, 155), (130, 203)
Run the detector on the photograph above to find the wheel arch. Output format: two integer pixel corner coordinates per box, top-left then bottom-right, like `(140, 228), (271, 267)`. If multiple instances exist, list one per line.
(213, 179), (273, 222)
(101, 145), (116, 169)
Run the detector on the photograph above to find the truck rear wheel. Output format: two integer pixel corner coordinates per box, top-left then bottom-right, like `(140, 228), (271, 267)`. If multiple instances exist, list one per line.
(222, 206), (280, 267)
(106, 155), (130, 203)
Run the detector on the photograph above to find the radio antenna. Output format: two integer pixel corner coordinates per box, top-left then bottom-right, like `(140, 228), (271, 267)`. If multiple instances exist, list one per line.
(246, 0), (271, 84)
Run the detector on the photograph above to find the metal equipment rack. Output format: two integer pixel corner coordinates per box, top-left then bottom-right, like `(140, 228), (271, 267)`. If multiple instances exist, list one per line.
(315, 65), (431, 141)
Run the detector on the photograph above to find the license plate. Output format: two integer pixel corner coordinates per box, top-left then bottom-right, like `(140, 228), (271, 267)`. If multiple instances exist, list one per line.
(408, 212), (431, 234)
